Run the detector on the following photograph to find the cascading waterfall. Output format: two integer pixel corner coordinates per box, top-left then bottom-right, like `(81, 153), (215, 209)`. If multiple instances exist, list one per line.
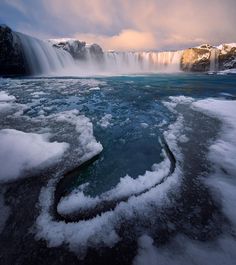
(104, 50), (183, 73)
(16, 32), (76, 75)
(15, 32), (183, 75)
(209, 48), (219, 72)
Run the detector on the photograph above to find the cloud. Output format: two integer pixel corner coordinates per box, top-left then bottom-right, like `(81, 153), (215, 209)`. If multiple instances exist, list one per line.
(75, 29), (157, 51)
(1, 0), (236, 50)
(3, 0), (27, 14)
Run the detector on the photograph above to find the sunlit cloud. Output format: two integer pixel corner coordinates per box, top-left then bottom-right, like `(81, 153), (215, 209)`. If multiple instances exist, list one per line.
(1, 0), (236, 51)
(75, 30), (157, 51)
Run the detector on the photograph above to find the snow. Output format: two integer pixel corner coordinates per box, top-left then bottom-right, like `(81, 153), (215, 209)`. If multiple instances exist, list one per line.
(57, 188), (100, 215)
(35, 104), (184, 256)
(217, 43), (236, 50)
(0, 129), (69, 183)
(57, 155), (171, 216)
(132, 97), (236, 265)
(217, 69), (236, 75)
(192, 99), (236, 226)
(0, 91), (16, 112)
(48, 38), (78, 44)
(53, 110), (103, 162)
(0, 102), (13, 112)
(89, 86), (100, 91)
(0, 91), (16, 102)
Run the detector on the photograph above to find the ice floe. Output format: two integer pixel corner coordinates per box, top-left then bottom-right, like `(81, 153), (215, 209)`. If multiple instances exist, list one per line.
(0, 129), (69, 183)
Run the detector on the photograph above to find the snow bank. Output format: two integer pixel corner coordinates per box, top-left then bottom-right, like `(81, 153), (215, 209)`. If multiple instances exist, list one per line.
(192, 99), (236, 226)
(57, 155), (171, 215)
(0, 129), (69, 183)
(52, 110), (103, 162)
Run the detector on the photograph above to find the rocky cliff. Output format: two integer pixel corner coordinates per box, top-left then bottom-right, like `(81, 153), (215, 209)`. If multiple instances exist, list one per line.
(181, 44), (236, 72)
(0, 25), (236, 76)
(50, 39), (104, 62)
(0, 25), (28, 76)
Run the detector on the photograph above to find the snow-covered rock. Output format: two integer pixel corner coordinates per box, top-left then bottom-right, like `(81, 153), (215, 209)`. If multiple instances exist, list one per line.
(181, 43), (236, 72)
(50, 39), (104, 61)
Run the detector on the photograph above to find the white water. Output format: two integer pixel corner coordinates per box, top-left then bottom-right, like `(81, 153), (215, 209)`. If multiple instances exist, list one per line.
(16, 32), (76, 75)
(16, 33), (183, 75)
(210, 48), (219, 72)
(103, 51), (183, 74)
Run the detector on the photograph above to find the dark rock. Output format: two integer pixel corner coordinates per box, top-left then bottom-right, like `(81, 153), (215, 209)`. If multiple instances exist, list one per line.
(181, 47), (211, 72)
(218, 45), (236, 70)
(0, 25), (28, 76)
(181, 43), (236, 72)
(53, 40), (87, 60)
(88, 44), (104, 62)
(52, 40), (104, 61)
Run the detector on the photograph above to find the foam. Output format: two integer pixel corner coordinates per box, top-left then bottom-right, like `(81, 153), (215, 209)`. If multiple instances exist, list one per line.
(0, 129), (69, 183)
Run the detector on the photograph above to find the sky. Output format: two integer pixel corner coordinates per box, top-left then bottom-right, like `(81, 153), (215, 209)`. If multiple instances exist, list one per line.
(0, 0), (236, 51)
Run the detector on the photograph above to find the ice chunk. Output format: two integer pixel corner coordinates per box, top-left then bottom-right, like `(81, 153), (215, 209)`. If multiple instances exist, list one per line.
(0, 129), (69, 183)
(0, 91), (16, 102)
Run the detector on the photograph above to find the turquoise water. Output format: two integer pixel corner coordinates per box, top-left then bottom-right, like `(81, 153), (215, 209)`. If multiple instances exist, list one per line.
(1, 73), (236, 264)
(1, 73), (236, 196)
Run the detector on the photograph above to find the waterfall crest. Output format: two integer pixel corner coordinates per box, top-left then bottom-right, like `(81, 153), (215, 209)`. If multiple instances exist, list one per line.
(104, 51), (183, 74)
(16, 33), (183, 76)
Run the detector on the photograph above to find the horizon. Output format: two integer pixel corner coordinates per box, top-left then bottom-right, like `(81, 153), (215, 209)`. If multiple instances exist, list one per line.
(1, 0), (236, 51)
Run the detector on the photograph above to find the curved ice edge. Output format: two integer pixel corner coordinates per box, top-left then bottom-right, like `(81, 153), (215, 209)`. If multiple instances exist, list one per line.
(54, 135), (176, 222)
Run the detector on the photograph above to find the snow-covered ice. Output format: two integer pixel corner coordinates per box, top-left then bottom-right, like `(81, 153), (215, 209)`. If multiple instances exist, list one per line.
(0, 129), (69, 183)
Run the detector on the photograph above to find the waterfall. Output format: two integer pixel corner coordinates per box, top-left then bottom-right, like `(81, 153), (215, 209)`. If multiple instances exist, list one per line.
(16, 32), (76, 75)
(209, 48), (219, 72)
(103, 50), (183, 74)
(15, 32), (183, 76)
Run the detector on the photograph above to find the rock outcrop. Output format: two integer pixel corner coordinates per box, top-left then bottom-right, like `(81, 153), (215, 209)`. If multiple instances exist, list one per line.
(51, 39), (104, 61)
(0, 25), (28, 76)
(88, 44), (104, 62)
(181, 46), (211, 72)
(181, 43), (236, 72)
(1, 25), (236, 76)
(218, 44), (236, 70)
(52, 40), (87, 60)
